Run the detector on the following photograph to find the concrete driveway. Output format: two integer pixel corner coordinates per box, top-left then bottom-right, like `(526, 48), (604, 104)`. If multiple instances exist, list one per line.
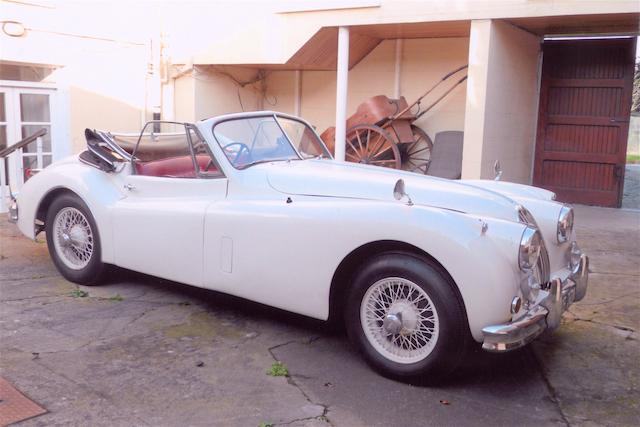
(1, 205), (638, 427)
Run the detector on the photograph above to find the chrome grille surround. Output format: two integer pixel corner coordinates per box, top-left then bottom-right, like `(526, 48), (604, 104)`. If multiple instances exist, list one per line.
(517, 205), (550, 283)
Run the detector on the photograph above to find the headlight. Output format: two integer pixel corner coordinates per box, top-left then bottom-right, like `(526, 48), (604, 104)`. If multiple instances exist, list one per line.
(557, 206), (574, 243)
(519, 227), (542, 271)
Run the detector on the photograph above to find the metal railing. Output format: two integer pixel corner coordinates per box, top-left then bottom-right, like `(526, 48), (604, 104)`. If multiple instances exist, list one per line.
(0, 128), (47, 158)
(0, 128), (48, 213)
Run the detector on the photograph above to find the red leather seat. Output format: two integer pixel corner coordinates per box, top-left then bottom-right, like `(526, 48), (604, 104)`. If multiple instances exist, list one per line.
(135, 155), (215, 178)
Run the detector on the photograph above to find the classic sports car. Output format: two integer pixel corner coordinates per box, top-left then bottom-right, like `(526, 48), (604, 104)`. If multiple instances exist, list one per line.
(9, 112), (589, 379)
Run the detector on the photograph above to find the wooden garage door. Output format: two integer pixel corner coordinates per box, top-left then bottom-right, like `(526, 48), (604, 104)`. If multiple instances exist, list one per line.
(533, 38), (636, 207)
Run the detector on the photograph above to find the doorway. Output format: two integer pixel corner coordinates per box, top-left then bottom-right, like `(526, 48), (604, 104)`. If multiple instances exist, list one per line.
(0, 86), (57, 210)
(533, 38), (636, 207)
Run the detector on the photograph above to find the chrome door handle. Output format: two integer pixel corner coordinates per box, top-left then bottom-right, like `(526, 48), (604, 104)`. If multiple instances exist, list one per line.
(124, 183), (135, 191)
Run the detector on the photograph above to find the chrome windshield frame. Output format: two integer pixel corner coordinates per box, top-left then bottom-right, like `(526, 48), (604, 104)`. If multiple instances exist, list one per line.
(209, 111), (332, 170)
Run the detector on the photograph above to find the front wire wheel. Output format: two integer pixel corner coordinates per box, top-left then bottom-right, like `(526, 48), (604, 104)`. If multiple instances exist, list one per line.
(361, 277), (440, 364)
(346, 252), (468, 381)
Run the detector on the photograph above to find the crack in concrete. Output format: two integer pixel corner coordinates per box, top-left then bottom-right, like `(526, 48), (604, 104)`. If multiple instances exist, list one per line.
(529, 347), (571, 427)
(565, 313), (636, 335)
(0, 274), (61, 282)
(9, 304), (173, 356)
(0, 293), (69, 303)
(32, 358), (152, 426)
(267, 338), (334, 427)
(588, 271), (640, 278)
(572, 291), (640, 307)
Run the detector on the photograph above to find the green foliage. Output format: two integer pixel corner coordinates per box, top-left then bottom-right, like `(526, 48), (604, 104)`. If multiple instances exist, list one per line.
(627, 154), (640, 164)
(633, 63), (639, 113)
(70, 288), (88, 298)
(258, 423), (273, 427)
(109, 294), (124, 302)
(266, 361), (289, 377)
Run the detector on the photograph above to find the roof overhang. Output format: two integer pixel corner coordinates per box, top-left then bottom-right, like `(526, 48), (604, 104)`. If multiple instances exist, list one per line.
(202, 12), (639, 71)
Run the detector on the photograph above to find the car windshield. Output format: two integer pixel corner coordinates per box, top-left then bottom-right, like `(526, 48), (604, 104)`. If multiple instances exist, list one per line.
(212, 115), (330, 169)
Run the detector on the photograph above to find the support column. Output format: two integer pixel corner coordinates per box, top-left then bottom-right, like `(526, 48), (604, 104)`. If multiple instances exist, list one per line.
(394, 39), (403, 98)
(294, 70), (302, 117)
(462, 19), (541, 183)
(334, 26), (349, 162)
(461, 20), (492, 180)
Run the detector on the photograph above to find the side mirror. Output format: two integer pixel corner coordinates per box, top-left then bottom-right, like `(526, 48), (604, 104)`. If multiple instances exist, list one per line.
(493, 160), (503, 181)
(393, 179), (413, 205)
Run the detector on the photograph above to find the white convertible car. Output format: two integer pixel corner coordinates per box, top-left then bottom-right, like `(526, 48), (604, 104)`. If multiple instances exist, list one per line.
(9, 112), (588, 379)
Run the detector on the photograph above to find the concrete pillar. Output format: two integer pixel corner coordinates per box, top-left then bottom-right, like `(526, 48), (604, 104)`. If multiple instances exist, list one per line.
(394, 39), (403, 98)
(462, 20), (541, 183)
(334, 26), (349, 162)
(294, 70), (302, 117)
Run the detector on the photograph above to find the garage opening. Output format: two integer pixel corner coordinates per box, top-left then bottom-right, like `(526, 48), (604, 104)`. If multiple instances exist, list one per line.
(532, 37), (637, 208)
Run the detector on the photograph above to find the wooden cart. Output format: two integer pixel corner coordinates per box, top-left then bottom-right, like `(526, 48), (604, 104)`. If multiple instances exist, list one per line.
(320, 65), (467, 173)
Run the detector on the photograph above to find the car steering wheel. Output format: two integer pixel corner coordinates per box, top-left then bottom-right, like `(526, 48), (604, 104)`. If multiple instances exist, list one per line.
(223, 142), (251, 166)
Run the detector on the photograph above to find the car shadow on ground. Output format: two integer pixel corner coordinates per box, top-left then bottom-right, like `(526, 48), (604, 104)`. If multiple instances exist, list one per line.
(109, 267), (551, 390)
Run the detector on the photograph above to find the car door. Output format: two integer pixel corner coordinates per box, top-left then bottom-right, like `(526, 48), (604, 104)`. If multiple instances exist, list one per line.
(112, 124), (228, 286)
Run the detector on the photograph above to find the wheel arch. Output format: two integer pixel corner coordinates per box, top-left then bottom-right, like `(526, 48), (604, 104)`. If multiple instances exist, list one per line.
(35, 187), (83, 233)
(328, 240), (469, 328)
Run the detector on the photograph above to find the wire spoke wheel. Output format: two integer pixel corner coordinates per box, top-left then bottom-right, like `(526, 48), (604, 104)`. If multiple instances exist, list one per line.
(401, 125), (433, 174)
(345, 124), (401, 169)
(360, 277), (439, 364)
(52, 207), (94, 270)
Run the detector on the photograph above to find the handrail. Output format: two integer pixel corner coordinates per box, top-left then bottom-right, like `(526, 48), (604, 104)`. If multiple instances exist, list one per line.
(0, 128), (47, 159)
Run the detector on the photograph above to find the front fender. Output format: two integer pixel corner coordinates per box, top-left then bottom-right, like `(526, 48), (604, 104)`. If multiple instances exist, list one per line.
(368, 205), (526, 342)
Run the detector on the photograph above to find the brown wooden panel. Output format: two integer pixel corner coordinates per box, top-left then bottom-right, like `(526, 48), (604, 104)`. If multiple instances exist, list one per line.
(285, 28), (382, 70)
(350, 20), (470, 39)
(533, 38), (635, 208)
(547, 87), (623, 117)
(506, 13), (639, 36)
(544, 124), (619, 155)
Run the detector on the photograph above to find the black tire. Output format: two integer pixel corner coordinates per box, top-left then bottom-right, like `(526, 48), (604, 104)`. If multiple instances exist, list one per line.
(45, 193), (107, 285)
(344, 251), (468, 381)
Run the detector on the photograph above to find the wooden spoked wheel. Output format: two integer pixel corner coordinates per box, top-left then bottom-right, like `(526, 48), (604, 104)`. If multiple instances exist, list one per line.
(401, 125), (433, 174)
(345, 124), (401, 169)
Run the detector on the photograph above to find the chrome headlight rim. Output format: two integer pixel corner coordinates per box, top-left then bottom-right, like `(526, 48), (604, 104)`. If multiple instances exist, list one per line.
(519, 226), (542, 272)
(557, 205), (574, 243)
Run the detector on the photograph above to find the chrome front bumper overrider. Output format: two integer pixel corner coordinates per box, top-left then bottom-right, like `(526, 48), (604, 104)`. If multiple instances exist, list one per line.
(481, 254), (589, 352)
(8, 199), (18, 223)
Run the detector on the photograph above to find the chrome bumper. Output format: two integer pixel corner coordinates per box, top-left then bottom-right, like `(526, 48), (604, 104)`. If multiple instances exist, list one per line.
(8, 198), (18, 223)
(482, 254), (589, 352)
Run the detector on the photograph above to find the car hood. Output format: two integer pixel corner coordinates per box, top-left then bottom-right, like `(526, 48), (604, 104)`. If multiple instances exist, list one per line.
(265, 160), (548, 222)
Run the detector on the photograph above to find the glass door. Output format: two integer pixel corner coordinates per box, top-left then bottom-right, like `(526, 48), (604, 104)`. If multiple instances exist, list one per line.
(16, 89), (54, 181)
(0, 89), (12, 213)
(0, 86), (56, 212)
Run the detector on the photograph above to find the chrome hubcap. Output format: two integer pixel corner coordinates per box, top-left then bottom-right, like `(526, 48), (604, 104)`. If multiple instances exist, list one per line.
(52, 207), (94, 270)
(383, 312), (403, 335)
(360, 277), (439, 364)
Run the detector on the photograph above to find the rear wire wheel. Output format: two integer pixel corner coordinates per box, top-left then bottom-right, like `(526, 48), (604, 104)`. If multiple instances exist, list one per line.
(45, 193), (107, 285)
(345, 124), (401, 169)
(401, 125), (433, 174)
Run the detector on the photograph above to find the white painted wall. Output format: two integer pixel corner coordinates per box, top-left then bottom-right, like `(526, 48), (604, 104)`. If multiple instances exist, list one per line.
(1, 1), (150, 154)
(261, 38), (469, 141)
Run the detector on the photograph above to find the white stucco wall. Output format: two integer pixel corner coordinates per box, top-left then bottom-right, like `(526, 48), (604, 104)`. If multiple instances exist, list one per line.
(462, 20), (541, 183)
(1, 1), (150, 154)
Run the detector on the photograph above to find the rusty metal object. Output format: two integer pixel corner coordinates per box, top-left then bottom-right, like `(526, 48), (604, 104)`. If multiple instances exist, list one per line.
(344, 124), (401, 169)
(321, 65), (467, 173)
